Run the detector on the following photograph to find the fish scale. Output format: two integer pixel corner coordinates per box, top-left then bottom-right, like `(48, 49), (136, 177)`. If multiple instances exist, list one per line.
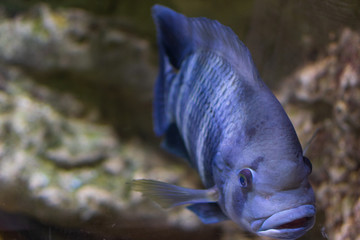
(175, 53), (232, 184)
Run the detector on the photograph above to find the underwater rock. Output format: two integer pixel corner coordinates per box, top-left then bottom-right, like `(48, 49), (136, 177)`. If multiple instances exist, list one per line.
(246, 0), (360, 89)
(0, 4), (156, 139)
(0, 4), (154, 85)
(0, 66), (218, 239)
(280, 28), (360, 240)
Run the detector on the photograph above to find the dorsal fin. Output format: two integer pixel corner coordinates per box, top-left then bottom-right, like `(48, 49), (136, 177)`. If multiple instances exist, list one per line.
(152, 5), (261, 136)
(152, 4), (258, 78)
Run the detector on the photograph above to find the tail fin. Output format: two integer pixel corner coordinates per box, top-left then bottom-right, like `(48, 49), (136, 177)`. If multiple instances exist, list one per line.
(152, 5), (258, 135)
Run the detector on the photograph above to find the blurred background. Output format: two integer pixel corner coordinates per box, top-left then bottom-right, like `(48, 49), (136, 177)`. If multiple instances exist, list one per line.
(0, 0), (359, 239)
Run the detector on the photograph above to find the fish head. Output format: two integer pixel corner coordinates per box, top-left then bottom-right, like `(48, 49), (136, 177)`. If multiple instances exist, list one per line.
(218, 148), (316, 240)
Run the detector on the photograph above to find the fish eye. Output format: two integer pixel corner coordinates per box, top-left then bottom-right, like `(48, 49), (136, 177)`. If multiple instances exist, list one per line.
(238, 168), (252, 188)
(303, 156), (312, 174)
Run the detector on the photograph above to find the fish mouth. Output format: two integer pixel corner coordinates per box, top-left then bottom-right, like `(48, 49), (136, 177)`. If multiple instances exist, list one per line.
(274, 216), (313, 229)
(252, 205), (316, 240)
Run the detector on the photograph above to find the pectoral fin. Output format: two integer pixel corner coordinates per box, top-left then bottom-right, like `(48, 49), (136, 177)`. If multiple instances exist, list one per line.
(131, 179), (219, 208)
(187, 203), (229, 224)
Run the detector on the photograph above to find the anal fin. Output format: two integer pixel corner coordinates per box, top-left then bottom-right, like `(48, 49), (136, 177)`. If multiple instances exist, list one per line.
(161, 123), (189, 160)
(187, 203), (229, 224)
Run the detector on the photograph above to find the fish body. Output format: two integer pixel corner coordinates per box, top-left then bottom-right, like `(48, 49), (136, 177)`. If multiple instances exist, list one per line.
(133, 5), (316, 240)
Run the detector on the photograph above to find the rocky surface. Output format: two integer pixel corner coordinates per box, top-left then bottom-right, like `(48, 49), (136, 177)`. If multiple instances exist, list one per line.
(0, 4), (156, 139)
(247, 0), (360, 89)
(0, 65), (217, 239)
(280, 28), (360, 240)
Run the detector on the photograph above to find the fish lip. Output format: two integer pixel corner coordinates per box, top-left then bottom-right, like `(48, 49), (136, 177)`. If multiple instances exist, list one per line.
(252, 205), (316, 239)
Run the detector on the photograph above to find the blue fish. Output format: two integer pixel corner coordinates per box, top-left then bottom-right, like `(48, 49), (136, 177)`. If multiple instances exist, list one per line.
(133, 5), (316, 240)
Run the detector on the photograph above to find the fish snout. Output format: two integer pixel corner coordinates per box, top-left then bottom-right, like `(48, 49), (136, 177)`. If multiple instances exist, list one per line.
(251, 204), (316, 240)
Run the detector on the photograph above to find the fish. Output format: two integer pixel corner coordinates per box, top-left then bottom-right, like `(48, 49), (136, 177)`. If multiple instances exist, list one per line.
(132, 4), (316, 240)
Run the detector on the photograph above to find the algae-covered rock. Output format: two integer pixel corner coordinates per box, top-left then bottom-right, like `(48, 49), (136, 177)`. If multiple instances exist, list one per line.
(0, 66), (217, 239)
(0, 4), (154, 84)
(0, 4), (156, 139)
(279, 28), (360, 240)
